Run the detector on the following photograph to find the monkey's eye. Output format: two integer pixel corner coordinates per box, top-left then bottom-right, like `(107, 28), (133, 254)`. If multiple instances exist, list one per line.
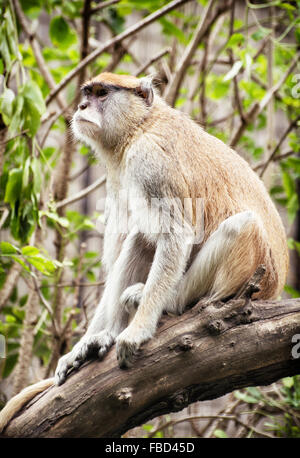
(96, 88), (108, 98)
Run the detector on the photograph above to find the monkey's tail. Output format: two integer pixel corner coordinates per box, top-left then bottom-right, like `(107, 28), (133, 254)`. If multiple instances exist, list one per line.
(0, 377), (54, 433)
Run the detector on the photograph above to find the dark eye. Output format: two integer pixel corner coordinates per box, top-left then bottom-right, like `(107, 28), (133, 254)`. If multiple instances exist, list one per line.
(82, 86), (92, 96)
(96, 88), (108, 98)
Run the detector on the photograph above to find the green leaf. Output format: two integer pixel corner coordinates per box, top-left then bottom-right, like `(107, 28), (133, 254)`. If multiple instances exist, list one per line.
(234, 390), (258, 404)
(31, 157), (42, 194)
(40, 210), (70, 228)
(207, 74), (230, 99)
(4, 168), (23, 207)
(142, 424), (153, 431)
(226, 33), (245, 48)
(21, 246), (40, 256)
(282, 377), (294, 388)
(214, 429), (228, 438)
(0, 242), (19, 255)
(280, 2), (296, 11)
(23, 80), (46, 115)
(284, 157), (300, 175)
(49, 16), (77, 50)
(284, 284), (300, 298)
(20, 0), (42, 19)
(25, 255), (57, 276)
(286, 193), (299, 223)
(281, 170), (295, 199)
(251, 30), (267, 41)
(9, 94), (24, 133)
(159, 17), (187, 44)
(11, 255), (30, 272)
(0, 88), (15, 122)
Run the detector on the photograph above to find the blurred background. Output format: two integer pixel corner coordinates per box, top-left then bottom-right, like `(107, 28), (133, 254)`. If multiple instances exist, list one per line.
(0, 0), (299, 437)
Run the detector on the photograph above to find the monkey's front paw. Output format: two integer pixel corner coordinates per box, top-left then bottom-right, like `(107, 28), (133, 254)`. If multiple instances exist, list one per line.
(120, 283), (144, 313)
(54, 330), (114, 385)
(116, 325), (151, 369)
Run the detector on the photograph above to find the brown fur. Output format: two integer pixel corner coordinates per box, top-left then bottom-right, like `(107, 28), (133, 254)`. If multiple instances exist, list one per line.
(85, 72), (141, 89)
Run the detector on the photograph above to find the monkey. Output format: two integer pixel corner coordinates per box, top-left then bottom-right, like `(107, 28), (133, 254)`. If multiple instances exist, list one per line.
(0, 72), (288, 433)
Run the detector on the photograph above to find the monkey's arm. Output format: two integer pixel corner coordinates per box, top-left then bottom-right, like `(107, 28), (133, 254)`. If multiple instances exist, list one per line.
(55, 229), (141, 385)
(116, 229), (192, 367)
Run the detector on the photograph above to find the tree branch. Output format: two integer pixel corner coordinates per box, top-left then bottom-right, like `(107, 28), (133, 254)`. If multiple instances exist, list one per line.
(55, 174), (106, 209)
(90, 0), (121, 15)
(164, 0), (222, 107)
(258, 114), (300, 178)
(1, 296), (300, 438)
(0, 262), (23, 311)
(134, 48), (171, 77)
(229, 54), (299, 147)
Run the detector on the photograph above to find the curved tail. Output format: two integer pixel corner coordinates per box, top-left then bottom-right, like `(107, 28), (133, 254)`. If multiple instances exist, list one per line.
(0, 377), (54, 433)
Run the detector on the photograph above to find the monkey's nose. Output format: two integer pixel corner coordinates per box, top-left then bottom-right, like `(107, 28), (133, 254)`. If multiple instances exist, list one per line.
(78, 101), (88, 110)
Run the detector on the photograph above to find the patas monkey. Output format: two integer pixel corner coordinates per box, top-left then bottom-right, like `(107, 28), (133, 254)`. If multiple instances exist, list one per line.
(0, 72), (288, 432)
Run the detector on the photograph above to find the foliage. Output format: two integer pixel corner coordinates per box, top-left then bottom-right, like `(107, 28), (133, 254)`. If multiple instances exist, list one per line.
(0, 0), (299, 438)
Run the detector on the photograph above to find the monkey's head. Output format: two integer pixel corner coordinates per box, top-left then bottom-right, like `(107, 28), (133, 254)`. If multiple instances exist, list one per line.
(72, 72), (154, 152)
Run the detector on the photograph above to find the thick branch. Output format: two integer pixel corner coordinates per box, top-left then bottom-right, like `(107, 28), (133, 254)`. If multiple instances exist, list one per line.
(2, 297), (300, 438)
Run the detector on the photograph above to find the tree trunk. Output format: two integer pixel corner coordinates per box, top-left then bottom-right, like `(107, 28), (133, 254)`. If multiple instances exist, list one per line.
(1, 297), (300, 438)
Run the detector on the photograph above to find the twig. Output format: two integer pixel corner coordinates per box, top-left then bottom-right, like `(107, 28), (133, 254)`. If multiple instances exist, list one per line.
(253, 150), (295, 172)
(12, 0), (66, 111)
(42, 281), (105, 288)
(55, 175), (106, 209)
(30, 274), (58, 335)
(206, 396), (241, 437)
(69, 163), (91, 182)
(266, 5), (275, 155)
(164, 0), (219, 106)
(228, 0), (246, 122)
(0, 129), (29, 146)
(206, 111), (235, 126)
(40, 99), (75, 149)
(199, 33), (210, 125)
(90, 0), (120, 14)
(229, 54), (299, 147)
(259, 114), (300, 178)
(146, 414), (274, 439)
(134, 48), (171, 76)
(46, 0), (194, 107)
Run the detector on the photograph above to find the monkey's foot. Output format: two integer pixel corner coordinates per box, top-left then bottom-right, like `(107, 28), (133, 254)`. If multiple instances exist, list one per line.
(120, 282), (144, 314)
(116, 324), (151, 369)
(54, 330), (114, 385)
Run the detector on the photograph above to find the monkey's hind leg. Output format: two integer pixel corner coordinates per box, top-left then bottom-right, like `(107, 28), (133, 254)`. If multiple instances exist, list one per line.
(175, 210), (271, 311)
(120, 282), (144, 319)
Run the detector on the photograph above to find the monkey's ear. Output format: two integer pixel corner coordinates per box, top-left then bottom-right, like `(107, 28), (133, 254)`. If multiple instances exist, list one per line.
(135, 76), (154, 107)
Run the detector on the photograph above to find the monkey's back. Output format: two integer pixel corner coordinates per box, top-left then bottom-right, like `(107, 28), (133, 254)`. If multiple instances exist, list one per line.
(145, 100), (289, 298)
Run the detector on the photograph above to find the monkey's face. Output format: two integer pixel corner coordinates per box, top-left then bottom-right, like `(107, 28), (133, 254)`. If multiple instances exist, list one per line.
(72, 83), (111, 146)
(72, 74), (154, 151)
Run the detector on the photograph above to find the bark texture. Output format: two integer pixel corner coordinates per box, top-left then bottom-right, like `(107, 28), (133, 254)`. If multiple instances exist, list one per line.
(2, 297), (300, 438)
